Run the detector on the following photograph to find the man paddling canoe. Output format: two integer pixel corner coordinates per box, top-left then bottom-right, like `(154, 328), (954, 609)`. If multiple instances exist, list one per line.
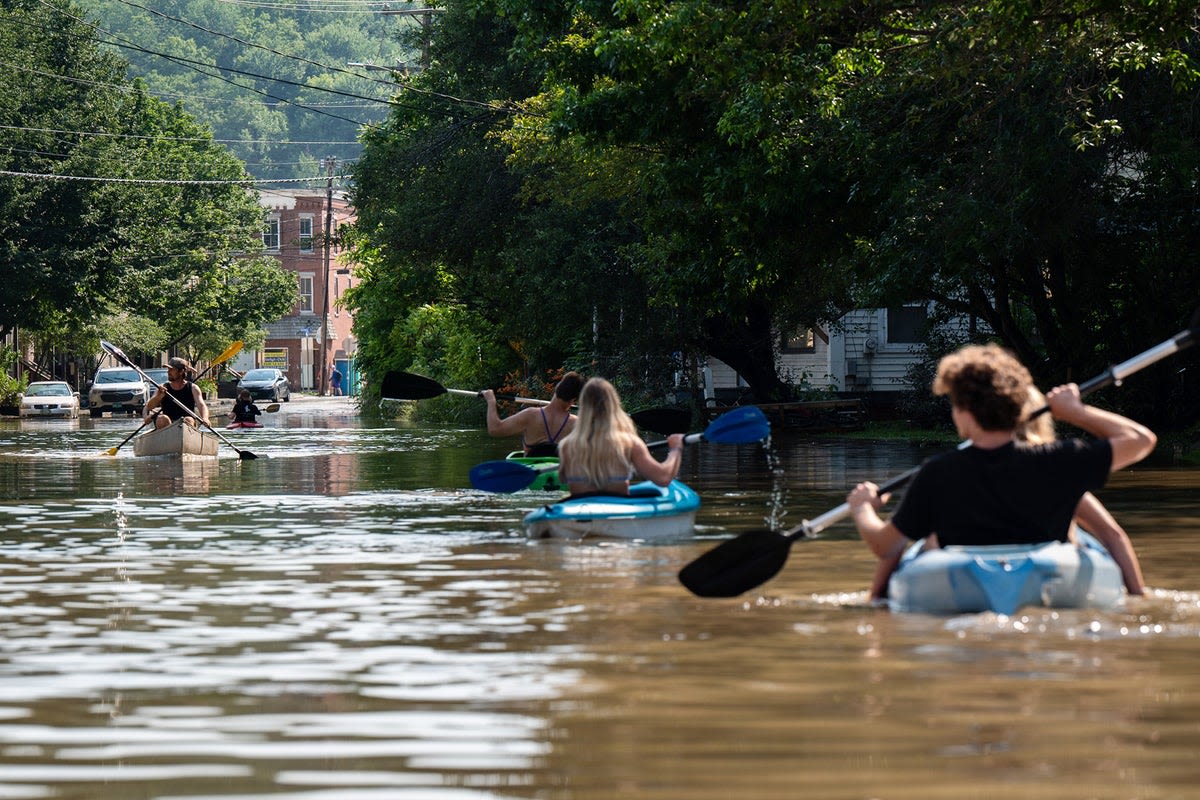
(846, 343), (1156, 597)
(144, 356), (211, 430)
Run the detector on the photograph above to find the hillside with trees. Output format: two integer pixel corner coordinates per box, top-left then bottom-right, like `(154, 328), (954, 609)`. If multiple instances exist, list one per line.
(77, 0), (413, 184)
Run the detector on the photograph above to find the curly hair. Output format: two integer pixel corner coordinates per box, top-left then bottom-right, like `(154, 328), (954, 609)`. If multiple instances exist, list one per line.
(932, 343), (1032, 431)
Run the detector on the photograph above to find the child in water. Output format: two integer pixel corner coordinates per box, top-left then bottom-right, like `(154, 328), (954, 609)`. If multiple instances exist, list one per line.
(230, 389), (263, 427)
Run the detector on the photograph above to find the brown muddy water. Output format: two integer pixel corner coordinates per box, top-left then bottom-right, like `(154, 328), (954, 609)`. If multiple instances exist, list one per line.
(0, 398), (1198, 800)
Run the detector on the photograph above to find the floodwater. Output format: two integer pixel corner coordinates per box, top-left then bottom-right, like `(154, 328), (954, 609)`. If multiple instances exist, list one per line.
(0, 398), (1198, 800)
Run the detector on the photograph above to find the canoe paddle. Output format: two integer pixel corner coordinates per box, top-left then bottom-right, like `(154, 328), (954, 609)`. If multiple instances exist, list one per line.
(380, 370), (693, 433)
(381, 371), (556, 406)
(469, 405), (771, 492)
(100, 341), (259, 460)
(678, 309), (1200, 598)
(103, 340), (244, 456)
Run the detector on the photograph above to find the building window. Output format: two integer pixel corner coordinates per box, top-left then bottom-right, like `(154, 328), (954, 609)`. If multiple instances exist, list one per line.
(298, 216), (313, 252)
(886, 304), (928, 344)
(298, 274), (314, 313)
(263, 217), (280, 251)
(781, 327), (816, 353)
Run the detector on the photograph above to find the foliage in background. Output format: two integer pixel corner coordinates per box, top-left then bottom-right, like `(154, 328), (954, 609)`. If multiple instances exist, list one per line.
(0, 0), (296, 376)
(78, 0), (407, 182)
(345, 0), (1200, 427)
(0, 347), (28, 408)
(347, 3), (686, 418)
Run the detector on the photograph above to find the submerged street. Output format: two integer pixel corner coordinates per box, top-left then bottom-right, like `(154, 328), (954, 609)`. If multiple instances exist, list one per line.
(0, 406), (1197, 799)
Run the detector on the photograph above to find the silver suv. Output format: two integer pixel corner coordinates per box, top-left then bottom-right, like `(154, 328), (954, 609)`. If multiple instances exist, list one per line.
(88, 367), (149, 417)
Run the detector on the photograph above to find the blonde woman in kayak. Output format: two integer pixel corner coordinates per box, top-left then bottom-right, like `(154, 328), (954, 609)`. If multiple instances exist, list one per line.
(557, 377), (685, 497)
(848, 343), (1155, 600)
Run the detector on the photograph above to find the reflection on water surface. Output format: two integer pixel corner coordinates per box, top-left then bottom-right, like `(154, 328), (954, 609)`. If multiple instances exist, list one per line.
(0, 407), (1196, 799)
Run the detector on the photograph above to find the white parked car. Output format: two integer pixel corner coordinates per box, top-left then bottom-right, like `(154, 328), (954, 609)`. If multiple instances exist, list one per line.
(87, 367), (148, 417)
(19, 381), (80, 419)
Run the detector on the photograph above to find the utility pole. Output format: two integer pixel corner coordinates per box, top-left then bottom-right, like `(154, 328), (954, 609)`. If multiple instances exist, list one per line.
(379, 6), (441, 70)
(318, 156), (337, 396)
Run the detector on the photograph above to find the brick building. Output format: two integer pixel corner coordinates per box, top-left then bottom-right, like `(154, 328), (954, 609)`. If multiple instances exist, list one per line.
(250, 188), (359, 395)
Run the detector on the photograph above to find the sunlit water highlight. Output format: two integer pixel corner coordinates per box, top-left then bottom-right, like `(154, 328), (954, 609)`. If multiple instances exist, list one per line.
(0, 401), (1197, 799)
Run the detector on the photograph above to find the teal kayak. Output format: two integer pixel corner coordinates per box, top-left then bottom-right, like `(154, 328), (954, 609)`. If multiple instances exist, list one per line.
(887, 530), (1125, 615)
(523, 480), (701, 540)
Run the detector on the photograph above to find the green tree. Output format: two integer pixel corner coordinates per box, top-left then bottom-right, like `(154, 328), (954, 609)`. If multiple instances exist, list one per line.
(0, 0), (129, 336)
(0, 0), (295, 363)
(348, 3), (682, 406)
(350, 0), (1200, 425)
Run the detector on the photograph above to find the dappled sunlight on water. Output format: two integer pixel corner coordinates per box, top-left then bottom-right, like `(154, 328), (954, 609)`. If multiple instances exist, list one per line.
(0, 410), (1196, 798)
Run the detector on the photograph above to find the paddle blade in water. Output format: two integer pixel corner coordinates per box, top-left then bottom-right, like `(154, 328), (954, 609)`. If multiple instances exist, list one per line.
(703, 406), (771, 445)
(380, 371), (446, 400)
(469, 460), (538, 493)
(630, 407), (692, 435)
(678, 529), (795, 597)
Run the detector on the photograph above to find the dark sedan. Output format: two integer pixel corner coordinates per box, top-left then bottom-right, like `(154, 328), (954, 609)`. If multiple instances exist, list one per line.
(237, 368), (291, 402)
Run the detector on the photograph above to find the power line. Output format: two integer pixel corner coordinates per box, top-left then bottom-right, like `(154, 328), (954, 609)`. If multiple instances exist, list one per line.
(0, 169), (350, 186)
(0, 123), (362, 146)
(212, 0), (398, 10)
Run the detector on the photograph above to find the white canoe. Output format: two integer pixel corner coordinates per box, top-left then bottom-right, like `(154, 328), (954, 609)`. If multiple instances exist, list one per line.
(134, 419), (220, 458)
(887, 530), (1125, 615)
(523, 480), (700, 540)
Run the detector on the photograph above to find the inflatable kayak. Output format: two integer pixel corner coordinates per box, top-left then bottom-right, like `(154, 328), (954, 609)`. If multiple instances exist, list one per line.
(227, 421), (263, 429)
(524, 479), (701, 540)
(887, 530), (1125, 615)
(504, 451), (565, 492)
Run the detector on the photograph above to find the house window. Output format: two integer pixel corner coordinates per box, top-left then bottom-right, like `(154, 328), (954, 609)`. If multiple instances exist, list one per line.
(886, 304), (928, 344)
(298, 216), (313, 252)
(298, 274), (314, 313)
(782, 327), (815, 353)
(262, 217), (280, 250)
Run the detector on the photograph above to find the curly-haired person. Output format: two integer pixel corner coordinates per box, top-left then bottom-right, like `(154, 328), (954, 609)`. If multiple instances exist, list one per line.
(846, 343), (1155, 594)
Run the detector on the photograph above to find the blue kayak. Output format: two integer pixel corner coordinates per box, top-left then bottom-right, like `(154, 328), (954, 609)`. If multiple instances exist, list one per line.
(523, 480), (701, 540)
(887, 530), (1125, 615)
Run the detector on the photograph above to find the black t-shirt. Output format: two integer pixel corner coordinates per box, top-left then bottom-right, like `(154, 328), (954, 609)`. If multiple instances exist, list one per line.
(162, 381), (196, 422)
(889, 438), (1113, 546)
(232, 400), (261, 422)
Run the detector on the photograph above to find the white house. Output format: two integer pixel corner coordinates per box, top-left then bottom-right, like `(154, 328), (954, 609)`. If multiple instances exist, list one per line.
(705, 305), (944, 398)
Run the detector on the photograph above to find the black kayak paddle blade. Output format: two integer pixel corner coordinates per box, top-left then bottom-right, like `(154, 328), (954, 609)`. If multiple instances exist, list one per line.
(629, 406), (692, 435)
(678, 529), (797, 597)
(380, 371), (447, 401)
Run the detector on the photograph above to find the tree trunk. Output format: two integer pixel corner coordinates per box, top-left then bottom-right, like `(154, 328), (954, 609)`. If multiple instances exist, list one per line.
(700, 301), (791, 402)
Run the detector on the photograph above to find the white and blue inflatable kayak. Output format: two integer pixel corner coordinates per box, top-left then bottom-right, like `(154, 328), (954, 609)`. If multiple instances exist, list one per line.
(887, 530), (1125, 615)
(523, 480), (700, 540)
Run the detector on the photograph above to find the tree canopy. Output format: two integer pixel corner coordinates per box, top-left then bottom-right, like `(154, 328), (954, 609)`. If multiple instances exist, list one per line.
(1, 0), (296, 365)
(348, 0), (1200, 425)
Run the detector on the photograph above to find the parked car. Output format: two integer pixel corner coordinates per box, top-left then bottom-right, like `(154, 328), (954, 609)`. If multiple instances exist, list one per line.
(19, 381), (80, 419)
(238, 368), (291, 402)
(143, 367), (169, 392)
(87, 367), (149, 417)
